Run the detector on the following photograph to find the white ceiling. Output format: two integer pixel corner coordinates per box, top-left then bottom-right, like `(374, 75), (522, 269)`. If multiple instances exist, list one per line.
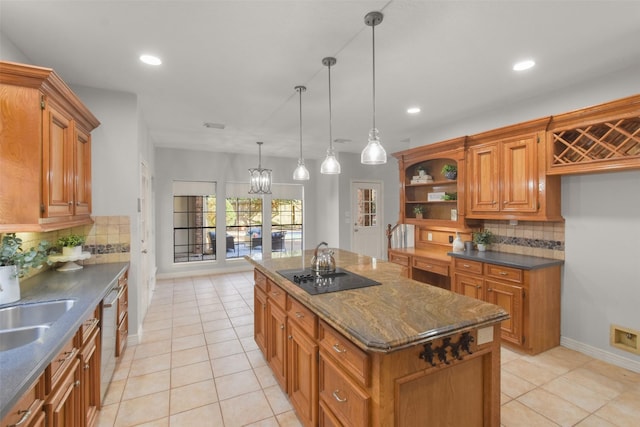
(2, 0), (640, 160)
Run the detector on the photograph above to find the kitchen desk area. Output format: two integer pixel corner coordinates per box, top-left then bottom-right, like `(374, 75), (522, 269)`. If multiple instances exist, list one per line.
(246, 249), (508, 426)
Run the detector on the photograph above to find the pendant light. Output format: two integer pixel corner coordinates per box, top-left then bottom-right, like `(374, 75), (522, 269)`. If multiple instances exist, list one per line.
(292, 85), (310, 180)
(361, 11), (387, 165)
(248, 141), (272, 194)
(321, 57), (341, 174)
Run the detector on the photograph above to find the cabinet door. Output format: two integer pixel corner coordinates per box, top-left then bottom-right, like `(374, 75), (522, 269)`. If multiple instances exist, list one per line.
(74, 127), (91, 216)
(254, 286), (268, 358)
(287, 320), (318, 427)
(453, 273), (484, 300)
(44, 358), (80, 427)
(501, 136), (537, 213)
(267, 301), (287, 391)
(485, 279), (524, 345)
(469, 144), (500, 213)
(79, 328), (100, 427)
(42, 103), (74, 218)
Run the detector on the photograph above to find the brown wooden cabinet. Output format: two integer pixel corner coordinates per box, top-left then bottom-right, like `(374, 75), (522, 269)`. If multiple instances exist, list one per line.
(286, 297), (318, 427)
(43, 335), (81, 427)
(77, 304), (101, 427)
(116, 271), (129, 357)
(254, 285), (268, 356)
(452, 257), (560, 354)
(392, 137), (466, 227)
(546, 94), (640, 175)
(0, 376), (44, 427)
(266, 280), (288, 391)
(466, 119), (562, 221)
(0, 61), (99, 232)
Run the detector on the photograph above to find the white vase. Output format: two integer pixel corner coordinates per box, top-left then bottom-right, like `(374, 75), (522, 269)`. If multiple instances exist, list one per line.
(62, 246), (82, 257)
(452, 232), (465, 252)
(0, 265), (21, 304)
(477, 243), (487, 252)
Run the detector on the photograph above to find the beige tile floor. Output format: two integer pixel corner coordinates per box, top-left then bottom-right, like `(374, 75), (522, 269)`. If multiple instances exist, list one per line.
(97, 271), (640, 427)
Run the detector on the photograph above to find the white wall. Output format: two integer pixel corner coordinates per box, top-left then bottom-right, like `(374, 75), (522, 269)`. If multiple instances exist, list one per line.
(413, 64), (640, 370)
(0, 32), (29, 63)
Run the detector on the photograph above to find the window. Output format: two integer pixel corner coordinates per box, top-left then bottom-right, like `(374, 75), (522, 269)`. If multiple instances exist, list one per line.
(271, 198), (303, 258)
(225, 195), (263, 259)
(173, 181), (216, 263)
(356, 187), (377, 227)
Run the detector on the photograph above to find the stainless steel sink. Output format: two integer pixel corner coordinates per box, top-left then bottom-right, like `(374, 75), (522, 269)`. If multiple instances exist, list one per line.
(0, 325), (50, 351)
(0, 299), (76, 330)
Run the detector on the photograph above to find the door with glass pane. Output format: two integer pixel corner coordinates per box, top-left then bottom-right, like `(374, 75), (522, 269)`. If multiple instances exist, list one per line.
(351, 181), (383, 259)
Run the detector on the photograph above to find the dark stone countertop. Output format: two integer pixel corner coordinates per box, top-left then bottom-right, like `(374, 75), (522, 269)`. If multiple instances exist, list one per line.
(447, 250), (564, 270)
(0, 262), (129, 420)
(245, 249), (508, 353)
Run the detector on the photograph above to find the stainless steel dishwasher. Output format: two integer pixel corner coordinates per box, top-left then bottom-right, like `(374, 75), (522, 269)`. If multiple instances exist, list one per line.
(100, 285), (119, 402)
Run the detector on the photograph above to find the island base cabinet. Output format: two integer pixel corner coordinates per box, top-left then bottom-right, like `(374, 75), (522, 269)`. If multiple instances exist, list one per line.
(287, 321), (318, 427)
(267, 295), (287, 391)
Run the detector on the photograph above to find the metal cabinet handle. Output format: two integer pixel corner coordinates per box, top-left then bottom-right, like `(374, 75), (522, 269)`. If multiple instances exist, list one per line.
(9, 409), (32, 426)
(499, 271), (508, 276)
(288, 335), (293, 340)
(280, 324), (284, 330)
(332, 390), (347, 403)
(463, 264), (471, 268)
(58, 351), (74, 363)
(295, 312), (304, 318)
(332, 343), (346, 354)
(75, 380), (81, 387)
(476, 285), (481, 289)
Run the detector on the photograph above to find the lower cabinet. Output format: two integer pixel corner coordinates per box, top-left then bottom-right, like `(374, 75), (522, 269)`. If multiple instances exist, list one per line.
(452, 257), (560, 354)
(0, 376), (45, 427)
(78, 319), (101, 427)
(43, 335), (81, 427)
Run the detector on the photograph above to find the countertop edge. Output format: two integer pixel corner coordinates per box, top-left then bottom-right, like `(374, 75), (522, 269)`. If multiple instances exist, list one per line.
(0, 262), (129, 420)
(447, 251), (564, 270)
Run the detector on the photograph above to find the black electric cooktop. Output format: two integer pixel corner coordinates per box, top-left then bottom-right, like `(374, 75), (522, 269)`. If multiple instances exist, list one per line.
(277, 268), (381, 295)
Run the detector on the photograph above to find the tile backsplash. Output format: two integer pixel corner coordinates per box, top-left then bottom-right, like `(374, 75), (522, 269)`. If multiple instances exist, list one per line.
(2, 216), (130, 280)
(482, 220), (565, 260)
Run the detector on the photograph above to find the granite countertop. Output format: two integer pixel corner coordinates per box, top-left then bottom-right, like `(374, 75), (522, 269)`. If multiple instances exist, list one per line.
(0, 262), (129, 420)
(447, 250), (564, 270)
(245, 249), (508, 353)
(388, 246), (451, 263)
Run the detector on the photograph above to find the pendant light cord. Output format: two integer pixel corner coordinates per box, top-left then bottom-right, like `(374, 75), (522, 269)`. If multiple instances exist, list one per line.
(328, 62), (333, 150)
(298, 87), (303, 158)
(372, 22), (376, 130)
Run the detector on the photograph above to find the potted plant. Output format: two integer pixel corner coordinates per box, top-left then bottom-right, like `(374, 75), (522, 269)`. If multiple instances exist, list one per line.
(0, 233), (51, 304)
(413, 205), (424, 219)
(473, 229), (493, 252)
(441, 164), (457, 180)
(57, 234), (85, 257)
(442, 192), (458, 201)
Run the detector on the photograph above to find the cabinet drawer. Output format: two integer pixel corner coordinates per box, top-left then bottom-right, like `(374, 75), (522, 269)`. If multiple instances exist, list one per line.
(485, 264), (523, 284)
(254, 270), (267, 293)
(319, 321), (370, 387)
(267, 280), (287, 310)
(389, 252), (410, 267)
(412, 256), (449, 276)
(116, 311), (128, 357)
(45, 337), (77, 394)
(453, 258), (483, 275)
(117, 284), (128, 325)
(287, 297), (317, 338)
(319, 398), (344, 427)
(319, 352), (370, 427)
(0, 376), (43, 427)
(78, 305), (100, 346)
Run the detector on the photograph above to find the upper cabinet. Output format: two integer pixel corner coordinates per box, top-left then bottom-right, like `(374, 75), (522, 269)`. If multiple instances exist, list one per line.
(393, 137), (466, 228)
(466, 119), (563, 222)
(0, 61), (100, 232)
(546, 94), (640, 175)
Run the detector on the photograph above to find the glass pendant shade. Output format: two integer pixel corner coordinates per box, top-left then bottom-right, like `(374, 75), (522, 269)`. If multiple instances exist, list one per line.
(248, 141), (272, 194)
(361, 127), (387, 164)
(320, 147), (341, 174)
(293, 160), (310, 180)
(293, 85), (310, 181)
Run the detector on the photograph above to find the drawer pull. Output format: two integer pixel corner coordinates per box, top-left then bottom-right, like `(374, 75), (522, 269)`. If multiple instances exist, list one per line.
(58, 351), (74, 363)
(499, 271), (508, 276)
(463, 264), (471, 268)
(295, 312), (304, 318)
(425, 264), (433, 269)
(332, 390), (347, 403)
(10, 409), (32, 427)
(476, 285), (481, 289)
(271, 291), (280, 296)
(332, 343), (347, 354)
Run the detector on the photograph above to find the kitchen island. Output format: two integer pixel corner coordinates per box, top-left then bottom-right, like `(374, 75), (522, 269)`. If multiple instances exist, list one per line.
(245, 249), (508, 427)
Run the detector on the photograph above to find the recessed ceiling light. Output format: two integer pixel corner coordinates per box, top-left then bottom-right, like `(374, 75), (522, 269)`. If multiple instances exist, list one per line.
(407, 107), (421, 114)
(140, 54), (162, 65)
(513, 59), (535, 71)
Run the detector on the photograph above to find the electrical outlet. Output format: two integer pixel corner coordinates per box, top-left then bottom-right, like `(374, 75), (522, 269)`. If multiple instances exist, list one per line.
(610, 325), (640, 355)
(427, 233), (432, 241)
(448, 235), (454, 244)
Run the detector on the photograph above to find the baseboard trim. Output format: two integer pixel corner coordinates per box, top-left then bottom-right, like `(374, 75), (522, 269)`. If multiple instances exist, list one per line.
(561, 336), (640, 373)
